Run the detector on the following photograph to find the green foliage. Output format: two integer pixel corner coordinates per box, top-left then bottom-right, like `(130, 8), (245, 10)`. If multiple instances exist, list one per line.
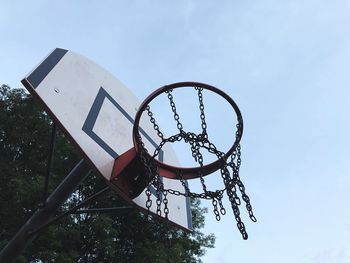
(0, 84), (215, 262)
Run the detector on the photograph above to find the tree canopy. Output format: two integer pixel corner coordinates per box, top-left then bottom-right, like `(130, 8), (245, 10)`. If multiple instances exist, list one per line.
(0, 84), (215, 263)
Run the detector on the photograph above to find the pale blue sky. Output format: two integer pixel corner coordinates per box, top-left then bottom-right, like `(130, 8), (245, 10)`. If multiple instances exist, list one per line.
(1, 1), (350, 262)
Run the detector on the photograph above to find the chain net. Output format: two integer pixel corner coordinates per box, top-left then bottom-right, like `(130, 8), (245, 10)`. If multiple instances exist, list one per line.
(135, 87), (256, 240)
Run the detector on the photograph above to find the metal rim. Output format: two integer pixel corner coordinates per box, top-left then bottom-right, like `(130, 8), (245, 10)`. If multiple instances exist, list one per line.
(132, 82), (243, 179)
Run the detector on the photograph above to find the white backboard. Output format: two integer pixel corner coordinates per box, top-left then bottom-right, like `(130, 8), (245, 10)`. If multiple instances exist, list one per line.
(21, 48), (192, 230)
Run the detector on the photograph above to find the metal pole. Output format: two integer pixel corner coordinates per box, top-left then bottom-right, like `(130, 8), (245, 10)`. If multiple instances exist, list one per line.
(70, 207), (133, 214)
(42, 122), (57, 206)
(0, 159), (92, 263)
(29, 187), (110, 236)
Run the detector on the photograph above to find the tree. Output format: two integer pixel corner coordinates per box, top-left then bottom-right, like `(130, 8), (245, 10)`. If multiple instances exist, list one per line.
(0, 84), (215, 263)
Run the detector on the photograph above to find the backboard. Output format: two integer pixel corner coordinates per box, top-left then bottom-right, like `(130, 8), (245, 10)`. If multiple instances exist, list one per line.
(21, 48), (192, 231)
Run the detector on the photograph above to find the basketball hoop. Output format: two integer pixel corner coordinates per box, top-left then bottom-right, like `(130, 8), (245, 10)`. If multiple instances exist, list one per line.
(112, 82), (256, 239)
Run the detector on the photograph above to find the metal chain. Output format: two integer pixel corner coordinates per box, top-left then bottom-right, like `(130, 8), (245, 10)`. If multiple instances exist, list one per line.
(229, 145), (257, 223)
(145, 186), (152, 211)
(155, 179), (162, 217)
(195, 86), (208, 138)
(135, 89), (256, 240)
(212, 198), (221, 221)
(166, 90), (183, 132)
(163, 190), (169, 219)
(146, 105), (164, 140)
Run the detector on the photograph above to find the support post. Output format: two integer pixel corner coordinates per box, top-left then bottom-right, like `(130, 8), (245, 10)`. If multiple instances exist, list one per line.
(0, 159), (92, 263)
(42, 122), (57, 206)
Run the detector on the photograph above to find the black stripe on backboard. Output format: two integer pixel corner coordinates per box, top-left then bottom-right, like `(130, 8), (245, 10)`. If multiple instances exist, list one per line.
(26, 48), (68, 89)
(82, 87), (163, 159)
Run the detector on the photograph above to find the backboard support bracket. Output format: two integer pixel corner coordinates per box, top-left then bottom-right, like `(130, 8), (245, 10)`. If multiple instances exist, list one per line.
(110, 148), (150, 199)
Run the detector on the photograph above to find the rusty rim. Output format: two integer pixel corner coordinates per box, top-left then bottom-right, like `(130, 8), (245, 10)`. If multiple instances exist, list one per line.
(132, 82), (243, 179)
